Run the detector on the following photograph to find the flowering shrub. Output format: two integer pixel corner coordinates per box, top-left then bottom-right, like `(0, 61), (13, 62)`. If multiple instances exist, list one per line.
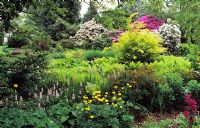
(108, 29), (124, 42)
(133, 15), (164, 30)
(158, 18), (181, 53)
(183, 93), (198, 127)
(70, 19), (108, 47)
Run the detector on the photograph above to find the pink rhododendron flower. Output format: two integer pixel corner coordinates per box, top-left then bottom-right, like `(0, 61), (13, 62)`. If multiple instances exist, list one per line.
(134, 15), (165, 30)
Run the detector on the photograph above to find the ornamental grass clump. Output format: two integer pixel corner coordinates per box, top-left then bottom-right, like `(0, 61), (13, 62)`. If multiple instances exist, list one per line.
(114, 29), (166, 63)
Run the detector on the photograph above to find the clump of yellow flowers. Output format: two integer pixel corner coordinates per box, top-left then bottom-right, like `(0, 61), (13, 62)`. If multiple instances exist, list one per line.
(78, 83), (133, 119)
(13, 84), (18, 88)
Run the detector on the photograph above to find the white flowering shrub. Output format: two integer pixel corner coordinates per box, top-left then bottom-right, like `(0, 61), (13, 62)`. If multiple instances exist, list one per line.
(70, 19), (108, 47)
(158, 18), (181, 53)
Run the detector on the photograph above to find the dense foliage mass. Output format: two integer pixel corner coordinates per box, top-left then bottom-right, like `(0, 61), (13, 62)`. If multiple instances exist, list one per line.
(1, 0), (200, 127)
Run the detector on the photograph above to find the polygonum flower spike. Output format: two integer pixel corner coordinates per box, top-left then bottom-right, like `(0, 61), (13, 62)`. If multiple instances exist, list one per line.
(183, 93), (198, 127)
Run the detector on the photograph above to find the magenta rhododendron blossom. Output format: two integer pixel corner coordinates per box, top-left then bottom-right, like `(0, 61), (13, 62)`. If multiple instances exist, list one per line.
(135, 15), (165, 30)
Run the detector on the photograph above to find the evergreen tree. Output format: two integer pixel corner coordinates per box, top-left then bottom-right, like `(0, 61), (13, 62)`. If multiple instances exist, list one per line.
(30, 0), (81, 41)
(83, 1), (98, 22)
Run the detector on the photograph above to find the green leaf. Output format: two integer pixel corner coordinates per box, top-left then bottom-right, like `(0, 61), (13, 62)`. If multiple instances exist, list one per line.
(61, 116), (69, 123)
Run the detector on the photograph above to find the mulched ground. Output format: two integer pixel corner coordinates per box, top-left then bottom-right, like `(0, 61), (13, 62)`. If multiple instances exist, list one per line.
(134, 111), (180, 127)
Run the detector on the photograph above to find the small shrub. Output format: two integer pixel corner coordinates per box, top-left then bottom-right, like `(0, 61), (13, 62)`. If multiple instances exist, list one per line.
(87, 34), (112, 50)
(1, 52), (49, 97)
(114, 29), (165, 63)
(148, 55), (192, 81)
(178, 43), (200, 69)
(108, 67), (159, 110)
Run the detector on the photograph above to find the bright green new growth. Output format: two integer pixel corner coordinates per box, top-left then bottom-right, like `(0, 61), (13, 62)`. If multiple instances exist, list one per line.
(114, 30), (165, 63)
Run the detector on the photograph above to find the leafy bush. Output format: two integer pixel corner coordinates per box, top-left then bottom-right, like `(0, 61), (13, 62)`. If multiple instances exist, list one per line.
(87, 34), (112, 50)
(114, 30), (165, 63)
(108, 67), (159, 111)
(164, 73), (185, 110)
(148, 55), (192, 81)
(178, 43), (200, 69)
(0, 52), (49, 97)
(8, 34), (28, 48)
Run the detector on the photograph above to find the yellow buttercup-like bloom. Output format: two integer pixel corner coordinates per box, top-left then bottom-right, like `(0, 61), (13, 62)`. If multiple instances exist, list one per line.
(112, 96), (116, 100)
(85, 107), (91, 111)
(114, 86), (118, 89)
(83, 96), (88, 99)
(90, 115), (95, 119)
(13, 84), (18, 88)
(113, 104), (118, 107)
(88, 100), (92, 103)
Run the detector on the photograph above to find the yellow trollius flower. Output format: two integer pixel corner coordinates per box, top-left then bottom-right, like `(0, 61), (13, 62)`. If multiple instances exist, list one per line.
(114, 86), (118, 89)
(112, 91), (116, 95)
(113, 104), (118, 107)
(13, 84), (18, 88)
(83, 96), (88, 99)
(85, 107), (91, 111)
(90, 115), (95, 119)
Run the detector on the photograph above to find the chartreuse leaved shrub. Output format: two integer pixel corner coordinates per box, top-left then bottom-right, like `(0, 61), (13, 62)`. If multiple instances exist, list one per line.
(178, 43), (200, 69)
(114, 29), (165, 63)
(148, 55), (192, 81)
